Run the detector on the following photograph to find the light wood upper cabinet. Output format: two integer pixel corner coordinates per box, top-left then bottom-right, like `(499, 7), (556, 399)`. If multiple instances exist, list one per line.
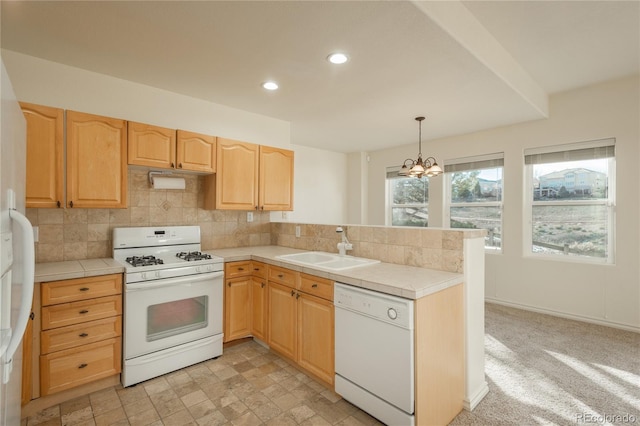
(259, 146), (294, 211)
(66, 111), (127, 209)
(128, 121), (176, 169)
(176, 130), (216, 173)
(20, 102), (64, 208)
(204, 139), (259, 210)
(203, 139), (294, 211)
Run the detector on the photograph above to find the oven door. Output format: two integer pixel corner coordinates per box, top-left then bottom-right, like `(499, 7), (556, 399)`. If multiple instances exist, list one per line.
(124, 271), (223, 360)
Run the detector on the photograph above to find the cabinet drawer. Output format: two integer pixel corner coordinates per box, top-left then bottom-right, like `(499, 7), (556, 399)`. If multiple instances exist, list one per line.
(41, 295), (122, 330)
(40, 337), (121, 396)
(251, 261), (267, 278)
(42, 274), (122, 306)
(225, 261), (252, 278)
(41, 316), (122, 355)
(268, 265), (298, 288)
(299, 274), (333, 301)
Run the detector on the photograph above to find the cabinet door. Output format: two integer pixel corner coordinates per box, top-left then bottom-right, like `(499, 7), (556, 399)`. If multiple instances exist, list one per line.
(176, 130), (216, 173)
(128, 121), (176, 169)
(259, 146), (294, 211)
(20, 102), (64, 208)
(224, 276), (251, 342)
(250, 276), (268, 341)
(204, 138), (259, 210)
(297, 293), (334, 385)
(66, 111), (127, 208)
(268, 281), (297, 360)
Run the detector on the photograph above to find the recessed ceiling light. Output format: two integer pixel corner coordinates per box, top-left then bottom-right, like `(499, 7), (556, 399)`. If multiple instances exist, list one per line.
(262, 81), (279, 91)
(327, 53), (349, 65)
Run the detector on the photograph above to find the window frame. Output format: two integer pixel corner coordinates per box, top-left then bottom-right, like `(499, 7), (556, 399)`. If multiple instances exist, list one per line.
(386, 167), (430, 227)
(443, 153), (504, 252)
(523, 139), (616, 264)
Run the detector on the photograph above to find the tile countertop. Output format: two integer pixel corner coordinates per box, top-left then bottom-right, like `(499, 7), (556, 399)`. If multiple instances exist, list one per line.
(33, 246), (464, 299)
(35, 258), (125, 283)
(206, 246), (464, 300)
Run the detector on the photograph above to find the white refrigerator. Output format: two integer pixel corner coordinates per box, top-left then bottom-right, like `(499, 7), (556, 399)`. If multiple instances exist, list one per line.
(0, 59), (35, 424)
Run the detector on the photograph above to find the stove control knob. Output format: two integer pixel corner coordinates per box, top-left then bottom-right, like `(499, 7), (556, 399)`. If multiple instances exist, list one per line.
(196, 266), (202, 273)
(155, 271), (161, 278)
(141, 272), (147, 280)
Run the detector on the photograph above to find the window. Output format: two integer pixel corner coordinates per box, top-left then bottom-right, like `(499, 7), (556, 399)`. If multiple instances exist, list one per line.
(387, 167), (429, 227)
(444, 153), (504, 250)
(525, 139), (615, 262)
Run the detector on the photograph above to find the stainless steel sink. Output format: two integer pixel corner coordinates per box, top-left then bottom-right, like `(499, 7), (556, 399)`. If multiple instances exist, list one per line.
(276, 251), (380, 271)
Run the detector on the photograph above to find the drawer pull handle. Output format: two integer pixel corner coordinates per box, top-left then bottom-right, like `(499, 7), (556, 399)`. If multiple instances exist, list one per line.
(79, 287), (90, 291)
(290, 290), (295, 297)
(79, 310), (89, 314)
(296, 293), (300, 300)
(78, 363), (88, 369)
(312, 284), (318, 288)
(254, 268), (259, 271)
(228, 282), (231, 287)
(261, 283), (265, 288)
(238, 267), (245, 271)
(79, 333), (88, 337)
(278, 274), (284, 278)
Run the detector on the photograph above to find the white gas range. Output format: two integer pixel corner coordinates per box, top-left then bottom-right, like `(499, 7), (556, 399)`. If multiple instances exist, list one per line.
(113, 226), (224, 387)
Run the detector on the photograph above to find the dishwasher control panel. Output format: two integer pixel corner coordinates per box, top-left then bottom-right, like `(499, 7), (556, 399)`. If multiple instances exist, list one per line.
(334, 282), (414, 329)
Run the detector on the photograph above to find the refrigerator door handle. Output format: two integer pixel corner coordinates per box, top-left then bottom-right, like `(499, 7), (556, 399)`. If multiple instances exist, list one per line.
(3, 206), (35, 383)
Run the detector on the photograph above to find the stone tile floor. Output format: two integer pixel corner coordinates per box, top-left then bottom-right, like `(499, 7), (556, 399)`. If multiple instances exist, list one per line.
(22, 340), (383, 426)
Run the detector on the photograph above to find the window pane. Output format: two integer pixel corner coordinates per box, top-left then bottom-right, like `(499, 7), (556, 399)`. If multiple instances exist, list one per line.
(532, 205), (608, 258)
(451, 168), (502, 203)
(391, 178), (428, 204)
(451, 206), (501, 248)
(533, 159), (608, 201)
(392, 207), (428, 227)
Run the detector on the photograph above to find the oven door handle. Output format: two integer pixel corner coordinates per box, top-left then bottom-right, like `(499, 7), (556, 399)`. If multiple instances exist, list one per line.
(126, 271), (223, 292)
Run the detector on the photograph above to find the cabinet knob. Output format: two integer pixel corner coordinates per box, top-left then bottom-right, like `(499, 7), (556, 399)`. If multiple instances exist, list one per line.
(178, 163), (183, 168)
(238, 267), (244, 271)
(261, 282), (265, 288)
(171, 162), (175, 168)
(255, 206), (258, 210)
(56, 200), (61, 208)
(260, 206), (264, 210)
(78, 363), (88, 369)
(296, 293), (300, 300)
(79, 333), (88, 338)
(278, 274), (284, 278)
(79, 310), (89, 314)
(312, 284), (318, 288)
(227, 282), (231, 287)
(69, 201), (74, 208)
(290, 290), (295, 297)
(79, 287), (90, 292)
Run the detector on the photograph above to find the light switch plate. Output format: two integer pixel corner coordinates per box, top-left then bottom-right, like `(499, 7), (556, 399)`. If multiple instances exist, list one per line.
(295, 226), (301, 238)
(247, 212), (254, 222)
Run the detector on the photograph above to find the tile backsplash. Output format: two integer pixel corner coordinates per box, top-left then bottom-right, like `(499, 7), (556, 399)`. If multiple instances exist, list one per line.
(27, 168), (484, 274)
(27, 169), (271, 263)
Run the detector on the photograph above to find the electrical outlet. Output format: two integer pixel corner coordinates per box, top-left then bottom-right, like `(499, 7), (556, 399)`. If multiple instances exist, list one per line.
(282, 211), (289, 220)
(295, 226), (301, 238)
(247, 212), (254, 222)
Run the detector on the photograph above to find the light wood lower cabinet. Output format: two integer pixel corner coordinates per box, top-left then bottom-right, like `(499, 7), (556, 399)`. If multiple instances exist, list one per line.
(224, 276), (251, 342)
(297, 292), (334, 385)
(267, 281), (297, 360)
(39, 274), (122, 396)
(250, 276), (268, 341)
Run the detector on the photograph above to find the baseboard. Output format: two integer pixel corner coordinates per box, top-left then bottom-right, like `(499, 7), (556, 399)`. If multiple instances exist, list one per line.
(463, 381), (489, 411)
(485, 298), (640, 333)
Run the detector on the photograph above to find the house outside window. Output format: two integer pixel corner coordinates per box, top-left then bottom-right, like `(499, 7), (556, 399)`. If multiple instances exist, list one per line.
(444, 153), (504, 251)
(386, 167), (429, 227)
(524, 138), (615, 263)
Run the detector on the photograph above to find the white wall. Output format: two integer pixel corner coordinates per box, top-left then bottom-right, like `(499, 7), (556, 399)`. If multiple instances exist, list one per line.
(366, 75), (640, 331)
(2, 49), (349, 224)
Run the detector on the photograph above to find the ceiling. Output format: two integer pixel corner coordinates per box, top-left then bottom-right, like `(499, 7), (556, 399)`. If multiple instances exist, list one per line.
(2, 1), (639, 154)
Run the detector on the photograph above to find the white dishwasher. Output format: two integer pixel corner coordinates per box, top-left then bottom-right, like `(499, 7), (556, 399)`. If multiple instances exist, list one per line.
(334, 283), (415, 426)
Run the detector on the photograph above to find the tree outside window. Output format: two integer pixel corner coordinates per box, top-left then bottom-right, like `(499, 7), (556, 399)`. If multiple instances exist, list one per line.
(388, 176), (429, 227)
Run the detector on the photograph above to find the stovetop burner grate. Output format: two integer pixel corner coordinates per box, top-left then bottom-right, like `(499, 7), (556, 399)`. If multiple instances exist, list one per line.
(176, 251), (213, 261)
(125, 255), (164, 267)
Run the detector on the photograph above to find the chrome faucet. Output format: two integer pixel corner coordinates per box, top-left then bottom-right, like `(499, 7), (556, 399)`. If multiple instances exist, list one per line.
(336, 226), (353, 256)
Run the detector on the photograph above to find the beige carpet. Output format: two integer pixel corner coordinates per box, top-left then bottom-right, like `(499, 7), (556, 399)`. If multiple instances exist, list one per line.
(451, 303), (640, 425)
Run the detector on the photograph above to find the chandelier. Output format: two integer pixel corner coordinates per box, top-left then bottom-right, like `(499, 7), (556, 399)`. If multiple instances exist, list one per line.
(398, 116), (443, 178)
